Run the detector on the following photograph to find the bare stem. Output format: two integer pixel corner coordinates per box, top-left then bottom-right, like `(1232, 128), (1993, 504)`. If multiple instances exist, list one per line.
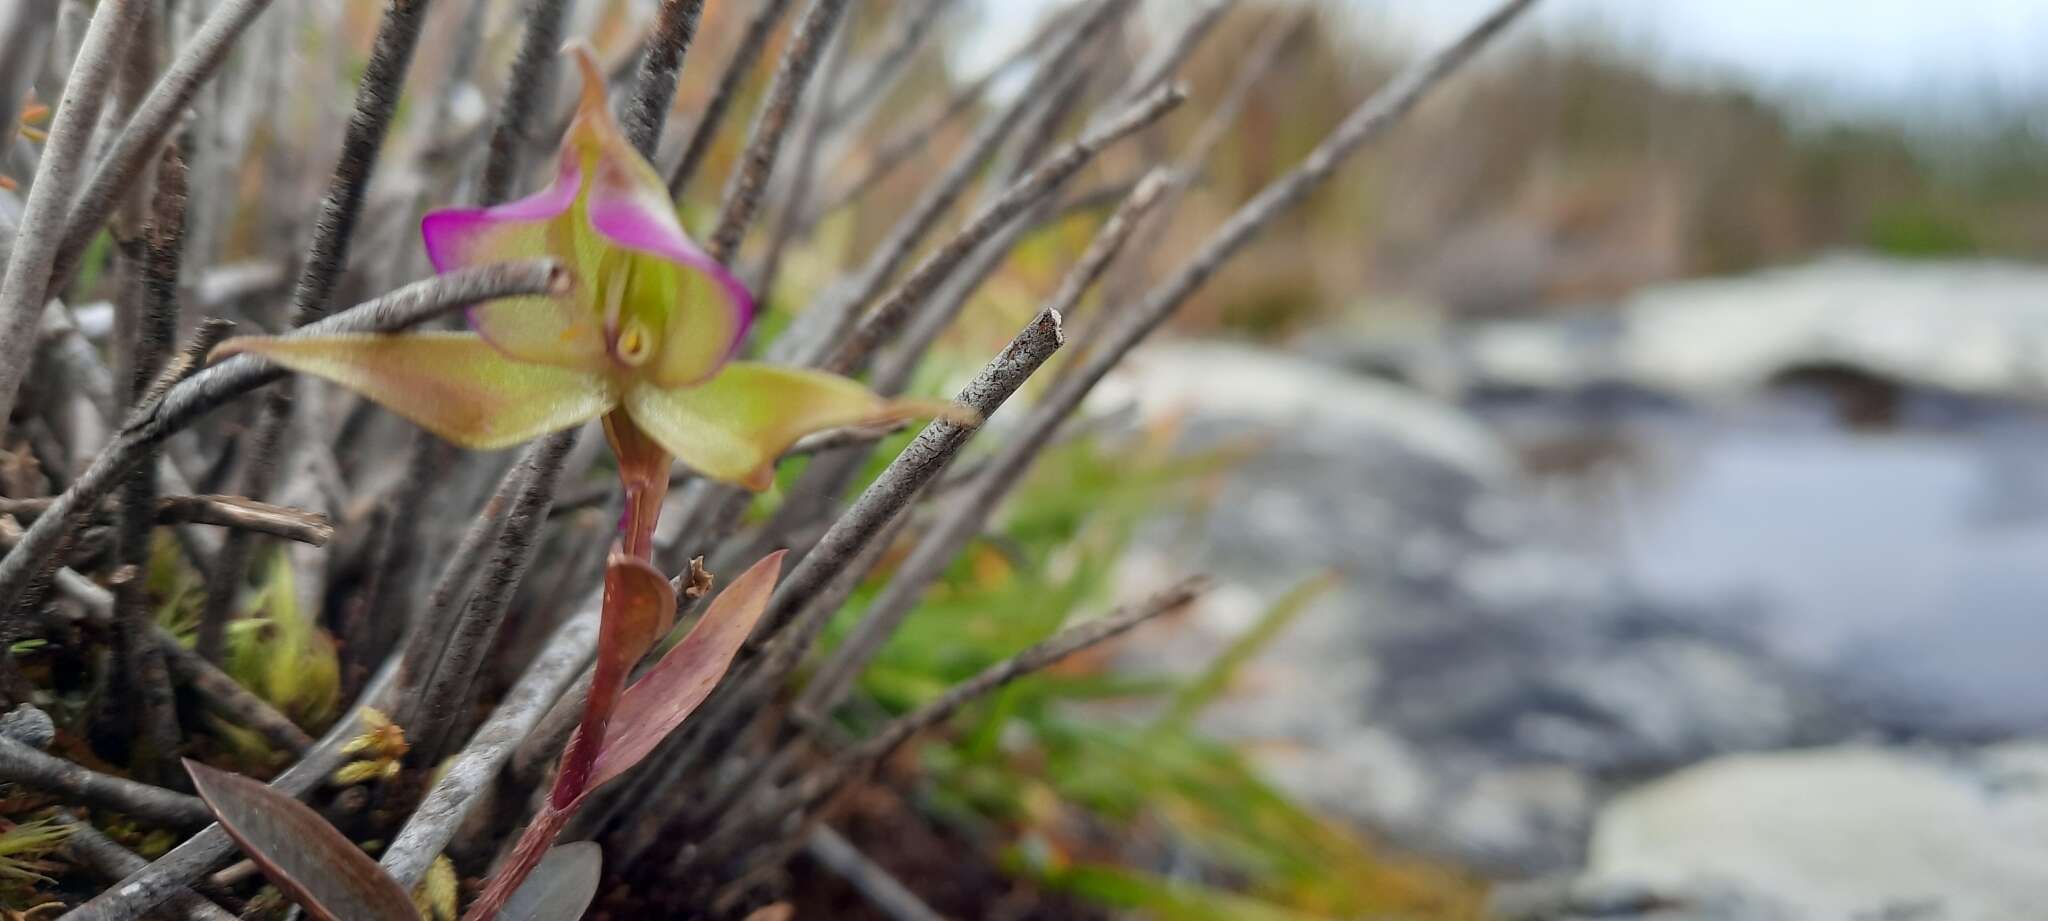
(798, 172), (1170, 717)
(50, 0), (281, 299)
(0, 261), (566, 615)
(410, 429), (581, 764)
(479, 0), (574, 203)
(804, 827), (947, 921)
(668, 0), (797, 197)
(58, 665), (397, 921)
(53, 815), (237, 921)
(623, 0), (710, 158)
(817, 84), (1185, 374)
(283, 0), (432, 327)
(707, 0), (854, 262)
(0, 734), (213, 829)
(0, 0), (147, 430)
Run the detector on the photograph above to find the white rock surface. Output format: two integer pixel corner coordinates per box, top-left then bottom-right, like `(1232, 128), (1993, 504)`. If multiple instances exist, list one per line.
(1582, 743), (2048, 921)
(1619, 255), (2048, 401)
(1099, 340), (1516, 483)
(1334, 255), (2048, 406)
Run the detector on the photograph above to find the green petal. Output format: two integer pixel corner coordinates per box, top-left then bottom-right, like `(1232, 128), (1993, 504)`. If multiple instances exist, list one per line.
(623, 363), (972, 491)
(565, 43), (754, 386)
(421, 159), (609, 372)
(214, 333), (615, 450)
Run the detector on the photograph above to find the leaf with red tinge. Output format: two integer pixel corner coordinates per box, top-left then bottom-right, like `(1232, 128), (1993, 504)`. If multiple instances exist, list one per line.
(184, 759), (416, 921)
(498, 842), (603, 921)
(590, 551), (786, 788)
(596, 550), (677, 696)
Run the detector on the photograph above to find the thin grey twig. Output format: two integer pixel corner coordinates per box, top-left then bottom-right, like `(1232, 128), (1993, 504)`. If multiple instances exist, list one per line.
(50, 0), (281, 299)
(379, 586), (602, 890)
(113, 144), (190, 778)
(667, 0), (796, 198)
(799, 172), (1170, 717)
(283, 0), (433, 327)
(156, 495), (333, 545)
(818, 84), (1185, 374)
(59, 665), (398, 921)
(804, 826), (948, 921)
(147, 317), (240, 406)
(748, 8), (848, 303)
(0, 495), (332, 546)
(0, 0), (147, 431)
(0, 261), (568, 614)
(0, 734), (212, 829)
(479, 0), (573, 203)
(410, 428), (580, 764)
(623, 0), (710, 158)
(832, 578), (1205, 791)
(53, 815), (237, 921)
(707, 0), (853, 262)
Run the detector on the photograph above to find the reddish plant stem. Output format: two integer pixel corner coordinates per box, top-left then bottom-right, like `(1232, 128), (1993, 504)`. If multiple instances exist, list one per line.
(460, 801), (574, 921)
(467, 411), (675, 919)
(604, 409), (671, 562)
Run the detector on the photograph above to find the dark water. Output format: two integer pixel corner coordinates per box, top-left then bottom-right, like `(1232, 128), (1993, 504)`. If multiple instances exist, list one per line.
(1483, 387), (2048, 737)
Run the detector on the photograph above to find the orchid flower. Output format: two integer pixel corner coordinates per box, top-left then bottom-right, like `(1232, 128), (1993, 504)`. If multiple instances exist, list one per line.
(207, 41), (969, 921)
(216, 45), (961, 497)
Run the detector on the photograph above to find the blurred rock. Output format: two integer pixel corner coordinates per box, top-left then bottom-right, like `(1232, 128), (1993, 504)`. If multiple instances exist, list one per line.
(1620, 255), (2048, 402)
(0, 703), (55, 750)
(1107, 341), (1855, 874)
(1564, 743), (2048, 921)
(1097, 340), (1514, 483)
(1324, 255), (2048, 409)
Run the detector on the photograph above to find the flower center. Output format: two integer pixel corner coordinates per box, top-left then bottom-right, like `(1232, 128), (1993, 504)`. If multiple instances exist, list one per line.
(615, 316), (655, 367)
(599, 251), (657, 369)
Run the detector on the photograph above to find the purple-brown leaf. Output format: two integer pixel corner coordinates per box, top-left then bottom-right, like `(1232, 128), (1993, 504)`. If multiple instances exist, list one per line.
(589, 550), (786, 788)
(498, 841), (603, 921)
(184, 759), (416, 921)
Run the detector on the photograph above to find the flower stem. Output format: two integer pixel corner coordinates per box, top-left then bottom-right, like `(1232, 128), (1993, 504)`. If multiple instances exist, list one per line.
(603, 408), (671, 561)
(467, 412), (674, 918)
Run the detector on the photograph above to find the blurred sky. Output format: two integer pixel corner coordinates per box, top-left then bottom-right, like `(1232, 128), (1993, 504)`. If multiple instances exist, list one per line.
(1367, 0), (2048, 112)
(966, 0), (2048, 122)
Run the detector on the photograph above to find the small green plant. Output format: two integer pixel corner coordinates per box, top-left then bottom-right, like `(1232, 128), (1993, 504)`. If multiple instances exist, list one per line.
(223, 549), (342, 730)
(0, 815), (73, 892)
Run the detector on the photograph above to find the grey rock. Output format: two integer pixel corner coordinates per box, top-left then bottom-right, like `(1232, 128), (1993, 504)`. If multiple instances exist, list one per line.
(1575, 743), (2048, 921)
(0, 703), (55, 750)
(1106, 341), (1856, 873)
(1328, 255), (2048, 407)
